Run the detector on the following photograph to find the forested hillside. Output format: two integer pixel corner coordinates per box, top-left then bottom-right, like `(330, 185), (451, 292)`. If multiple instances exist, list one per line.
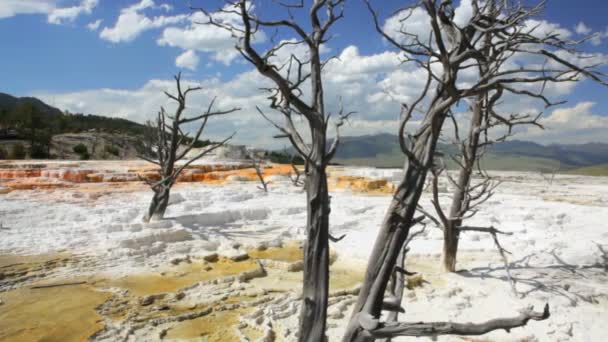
(0, 92), (145, 159)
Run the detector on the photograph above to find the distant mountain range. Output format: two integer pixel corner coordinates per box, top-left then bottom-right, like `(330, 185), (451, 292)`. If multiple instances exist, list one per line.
(1, 92), (606, 174)
(330, 133), (608, 175)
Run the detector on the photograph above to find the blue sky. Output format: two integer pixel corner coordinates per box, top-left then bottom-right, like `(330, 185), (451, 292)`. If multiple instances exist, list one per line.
(1, 0), (607, 147)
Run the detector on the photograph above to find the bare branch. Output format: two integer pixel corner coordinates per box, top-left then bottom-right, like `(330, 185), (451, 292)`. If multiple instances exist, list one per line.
(364, 304), (549, 338)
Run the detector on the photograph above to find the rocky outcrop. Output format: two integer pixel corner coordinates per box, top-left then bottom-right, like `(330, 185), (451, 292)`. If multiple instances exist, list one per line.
(51, 132), (141, 160)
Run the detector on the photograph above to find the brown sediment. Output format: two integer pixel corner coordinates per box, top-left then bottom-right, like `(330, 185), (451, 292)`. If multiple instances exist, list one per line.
(0, 252), (80, 290)
(0, 161), (296, 193)
(190, 164), (294, 184)
(248, 241), (303, 263)
(164, 294), (267, 341)
(0, 244), (368, 341)
(331, 175), (395, 194)
(0, 251), (73, 269)
(164, 307), (252, 341)
(96, 257), (260, 296)
(0, 283), (111, 342)
(329, 262), (365, 291)
(2, 178), (75, 190)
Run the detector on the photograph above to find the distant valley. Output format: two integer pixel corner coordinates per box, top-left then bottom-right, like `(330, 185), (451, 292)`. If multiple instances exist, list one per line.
(331, 133), (608, 176)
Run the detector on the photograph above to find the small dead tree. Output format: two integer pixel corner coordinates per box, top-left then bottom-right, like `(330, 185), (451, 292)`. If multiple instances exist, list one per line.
(344, 1), (606, 340)
(139, 73), (238, 222)
(195, 1), (352, 340)
(250, 152), (269, 192)
(433, 95), (543, 277)
(290, 155), (305, 187)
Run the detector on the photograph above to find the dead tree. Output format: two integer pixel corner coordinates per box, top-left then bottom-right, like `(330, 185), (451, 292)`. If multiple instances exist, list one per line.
(139, 73), (238, 222)
(195, 1), (352, 340)
(433, 0), (608, 275)
(380, 225), (426, 342)
(290, 155), (305, 187)
(431, 0), (542, 273)
(344, 1), (606, 340)
(433, 94), (542, 276)
(250, 152), (269, 192)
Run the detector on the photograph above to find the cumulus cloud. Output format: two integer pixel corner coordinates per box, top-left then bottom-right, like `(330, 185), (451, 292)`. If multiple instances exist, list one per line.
(175, 50), (199, 70)
(157, 3), (266, 65)
(587, 27), (608, 46)
(31, 46), (412, 147)
(572, 22), (608, 47)
(33, 76), (274, 146)
(0, 0), (56, 19)
(87, 18), (102, 31)
(381, 0), (474, 48)
(382, 6), (431, 47)
(0, 0), (96, 24)
(519, 102), (608, 143)
(48, 0), (97, 24)
(575, 22), (592, 35)
(523, 19), (572, 40)
(29, 33), (605, 147)
(100, 0), (187, 43)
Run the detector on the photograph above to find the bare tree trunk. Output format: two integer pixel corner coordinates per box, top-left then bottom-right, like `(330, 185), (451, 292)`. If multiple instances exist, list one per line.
(144, 185), (170, 223)
(300, 165), (330, 341)
(196, 3), (349, 340)
(442, 221), (459, 272)
(343, 116), (445, 341)
(443, 100), (482, 272)
(139, 73), (238, 222)
(384, 246), (407, 323)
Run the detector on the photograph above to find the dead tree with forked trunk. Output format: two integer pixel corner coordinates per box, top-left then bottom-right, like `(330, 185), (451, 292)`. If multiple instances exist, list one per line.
(432, 90), (544, 280)
(194, 1), (352, 340)
(431, 0), (608, 276)
(429, 0), (540, 274)
(343, 1), (606, 340)
(139, 73), (239, 222)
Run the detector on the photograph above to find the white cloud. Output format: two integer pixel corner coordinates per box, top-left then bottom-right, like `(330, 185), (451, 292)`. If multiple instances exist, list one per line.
(48, 0), (98, 24)
(30, 46), (409, 147)
(0, 0), (56, 19)
(453, 0), (473, 27)
(575, 22), (592, 35)
(524, 19), (572, 40)
(100, 0), (187, 43)
(381, 0), (474, 49)
(87, 18), (102, 31)
(29, 37), (606, 148)
(520, 102), (608, 143)
(175, 50), (199, 70)
(1, 0), (97, 24)
(382, 6), (431, 47)
(157, 3), (266, 65)
(588, 27), (608, 46)
(159, 4), (172, 12)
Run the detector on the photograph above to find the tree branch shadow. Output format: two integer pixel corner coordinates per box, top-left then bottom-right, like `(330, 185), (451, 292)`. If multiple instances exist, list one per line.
(167, 212), (295, 241)
(457, 243), (608, 306)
